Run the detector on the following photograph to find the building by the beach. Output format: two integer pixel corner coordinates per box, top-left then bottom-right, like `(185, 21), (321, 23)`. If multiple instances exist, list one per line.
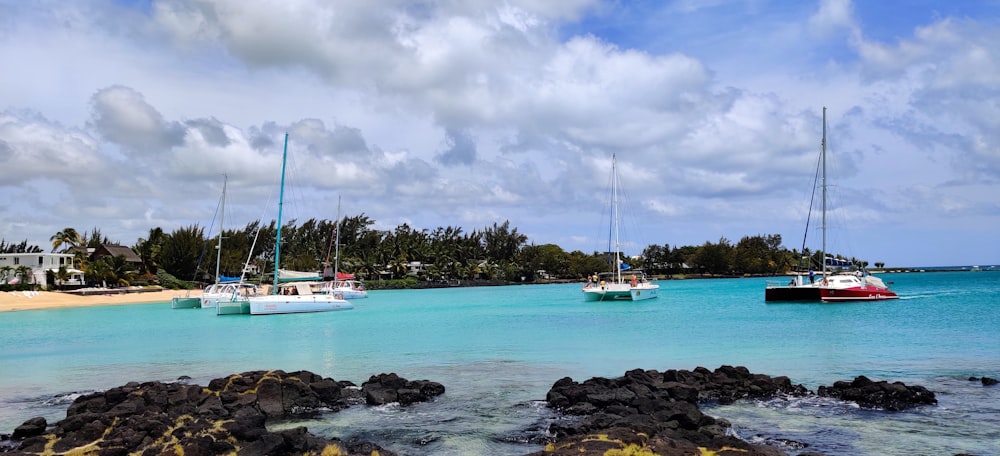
(0, 253), (85, 288)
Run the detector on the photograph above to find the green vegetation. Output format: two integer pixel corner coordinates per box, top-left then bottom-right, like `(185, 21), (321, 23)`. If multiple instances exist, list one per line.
(11, 218), (886, 290)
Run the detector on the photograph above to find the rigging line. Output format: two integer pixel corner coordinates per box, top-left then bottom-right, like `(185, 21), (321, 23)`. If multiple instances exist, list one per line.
(801, 144), (823, 258)
(239, 172), (280, 285)
(190, 183), (225, 282)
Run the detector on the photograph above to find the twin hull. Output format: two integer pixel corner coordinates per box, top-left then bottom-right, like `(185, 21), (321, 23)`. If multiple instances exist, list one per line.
(583, 283), (659, 302)
(248, 295), (354, 315)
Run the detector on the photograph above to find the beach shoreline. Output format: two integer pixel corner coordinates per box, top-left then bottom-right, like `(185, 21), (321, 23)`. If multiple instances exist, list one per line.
(0, 289), (203, 312)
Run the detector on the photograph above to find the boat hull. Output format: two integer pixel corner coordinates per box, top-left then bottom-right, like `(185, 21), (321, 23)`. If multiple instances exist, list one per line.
(582, 283), (659, 302)
(248, 295), (353, 315)
(820, 287), (899, 302)
(764, 286), (821, 302)
(216, 300), (251, 315)
(630, 286), (658, 301)
(171, 297), (201, 309)
(337, 289), (368, 299)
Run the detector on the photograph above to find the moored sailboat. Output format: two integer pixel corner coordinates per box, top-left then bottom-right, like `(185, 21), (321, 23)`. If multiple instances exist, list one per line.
(764, 107), (897, 302)
(247, 133), (354, 315)
(581, 154), (659, 302)
(322, 197), (368, 299)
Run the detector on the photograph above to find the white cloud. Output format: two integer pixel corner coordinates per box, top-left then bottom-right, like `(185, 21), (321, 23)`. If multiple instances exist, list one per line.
(0, 0), (998, 265)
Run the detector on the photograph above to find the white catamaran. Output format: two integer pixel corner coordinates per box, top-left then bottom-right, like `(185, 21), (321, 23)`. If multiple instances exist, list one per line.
(247, 133), (354, 315)
(582, 154), (659, 302)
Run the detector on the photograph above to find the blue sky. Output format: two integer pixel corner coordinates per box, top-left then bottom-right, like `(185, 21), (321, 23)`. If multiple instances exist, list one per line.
(1, 0), (998, 267)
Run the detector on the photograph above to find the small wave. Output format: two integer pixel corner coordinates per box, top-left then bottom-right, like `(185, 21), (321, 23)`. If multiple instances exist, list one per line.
(752, 394), (857, 411)
(41, 391), (96, 407)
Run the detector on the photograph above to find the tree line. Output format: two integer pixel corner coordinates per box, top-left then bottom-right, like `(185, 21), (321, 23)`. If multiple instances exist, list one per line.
(5, 220), (885, 290)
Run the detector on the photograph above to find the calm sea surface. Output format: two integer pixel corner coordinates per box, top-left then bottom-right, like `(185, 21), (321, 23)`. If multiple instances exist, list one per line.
(1, 271), (998, 455)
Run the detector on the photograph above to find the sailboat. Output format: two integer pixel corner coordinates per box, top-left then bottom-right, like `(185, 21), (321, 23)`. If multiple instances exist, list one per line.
(322, 197), (368, 299)
(581, 154), (660, 302)
(247, 133), (354, 315)
(764, 107), (898, 302)
(171, 175), (237, 309)
(198, 175), (260, 309)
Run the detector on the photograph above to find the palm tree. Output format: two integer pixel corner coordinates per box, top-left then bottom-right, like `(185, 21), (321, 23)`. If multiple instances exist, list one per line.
(55, 265), (70, 289)
(134, 227), (164, 275)
(14, 265), (34, 287)
(50, 228), (83, 253)
(0, 265), (13, 284)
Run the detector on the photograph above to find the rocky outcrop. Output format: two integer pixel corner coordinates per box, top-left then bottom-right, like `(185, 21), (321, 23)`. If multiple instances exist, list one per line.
(10, 418), (46, 441)
(817, 375), (937, 410)
(535, 366), (808, 456)
(5, 370), (441, 456)
(361, 373), (446, 405)
(970, 376), (998, 386)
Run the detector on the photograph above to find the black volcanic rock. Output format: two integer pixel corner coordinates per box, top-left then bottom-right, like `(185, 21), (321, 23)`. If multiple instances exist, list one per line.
(10, 418), (46, 440)
(361, 372), (445, 405)
(6, 370), (397, 456)
(817, 375), (937, 410)
(536, 366), (808, 456)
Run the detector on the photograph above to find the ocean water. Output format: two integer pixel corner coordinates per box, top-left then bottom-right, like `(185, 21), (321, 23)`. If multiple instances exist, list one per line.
(1, 271), (998, 455)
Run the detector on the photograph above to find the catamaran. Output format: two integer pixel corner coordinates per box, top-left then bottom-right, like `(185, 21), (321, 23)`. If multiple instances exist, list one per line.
(764, 107), (897, 302)
(247, 133), (354, 315)
(582, 154), (659, 302)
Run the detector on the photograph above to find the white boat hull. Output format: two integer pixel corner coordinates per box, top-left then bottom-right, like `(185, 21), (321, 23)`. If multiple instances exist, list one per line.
(582, 282), (659, 301)
(324, 280), (368, 299)
(337, 289), (368, 299)
(200, 283), (260, 308)
(248, 294), (353, 315)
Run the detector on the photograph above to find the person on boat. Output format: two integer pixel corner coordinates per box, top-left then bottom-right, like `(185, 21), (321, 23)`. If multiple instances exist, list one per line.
(809, 269), (815, 283)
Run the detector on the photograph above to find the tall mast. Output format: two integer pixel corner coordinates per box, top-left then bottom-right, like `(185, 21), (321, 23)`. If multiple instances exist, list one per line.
(821, 107), (827, 278)
(214, 174), (227, 283)
(272, 133), (289, 295)
(612, 154), (621, 283)
(334, 196), (342, 279)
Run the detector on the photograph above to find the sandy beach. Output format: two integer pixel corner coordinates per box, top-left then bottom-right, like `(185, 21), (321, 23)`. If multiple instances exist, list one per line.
(0, 289), (203, 312)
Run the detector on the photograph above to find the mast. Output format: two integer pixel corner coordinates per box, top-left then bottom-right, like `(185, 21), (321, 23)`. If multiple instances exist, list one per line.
(821, 107), (827, 278)
(272, 133), (289, 295)
(214, 175), (227, 283)
(334, 196), (342, 280)
(612, 154), (621, 283)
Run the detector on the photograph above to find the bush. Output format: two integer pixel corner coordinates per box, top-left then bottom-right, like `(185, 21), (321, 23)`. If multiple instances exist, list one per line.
(156, 270), (193, 290)
(365, 277), (419, 289)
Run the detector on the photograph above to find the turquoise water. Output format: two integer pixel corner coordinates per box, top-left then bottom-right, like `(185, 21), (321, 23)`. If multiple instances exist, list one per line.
(1, 271), (998, 454)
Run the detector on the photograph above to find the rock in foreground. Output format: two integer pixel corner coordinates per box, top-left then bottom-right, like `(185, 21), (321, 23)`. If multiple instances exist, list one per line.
(817, 375), (937, 410)
(535, 366), (807, 456)
(7, 370), (444, 456)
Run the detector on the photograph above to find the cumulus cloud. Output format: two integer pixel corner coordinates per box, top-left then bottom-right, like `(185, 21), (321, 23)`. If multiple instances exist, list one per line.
(808, 0), (857, 37)
(0, 111), (105, 186)
(88, 85), (184, 152)
(1, 0), (999, 265)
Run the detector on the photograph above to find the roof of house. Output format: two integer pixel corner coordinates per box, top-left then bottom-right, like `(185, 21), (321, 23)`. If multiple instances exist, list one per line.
(94, 244), (142, 263)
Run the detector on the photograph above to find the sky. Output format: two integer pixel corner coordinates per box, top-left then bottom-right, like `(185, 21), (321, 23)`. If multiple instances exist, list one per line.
(1, 0), (998, 268)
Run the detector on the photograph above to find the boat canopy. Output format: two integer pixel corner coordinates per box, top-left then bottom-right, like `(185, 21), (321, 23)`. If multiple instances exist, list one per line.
(824, 256), (853, 267)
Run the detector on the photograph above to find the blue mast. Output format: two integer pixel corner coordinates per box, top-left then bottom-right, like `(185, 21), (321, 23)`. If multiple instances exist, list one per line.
(272, 133), (289, 295)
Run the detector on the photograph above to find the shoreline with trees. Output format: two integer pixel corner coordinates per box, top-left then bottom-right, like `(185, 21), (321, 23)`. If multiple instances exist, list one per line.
(0, 216), (940, 293)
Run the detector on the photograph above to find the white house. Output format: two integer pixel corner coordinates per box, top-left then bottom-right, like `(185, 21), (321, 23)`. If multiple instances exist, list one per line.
(0, 253), (85, 288)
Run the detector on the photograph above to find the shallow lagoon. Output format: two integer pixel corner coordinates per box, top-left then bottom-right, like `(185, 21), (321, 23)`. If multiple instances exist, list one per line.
(1, 271), (998, 454)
